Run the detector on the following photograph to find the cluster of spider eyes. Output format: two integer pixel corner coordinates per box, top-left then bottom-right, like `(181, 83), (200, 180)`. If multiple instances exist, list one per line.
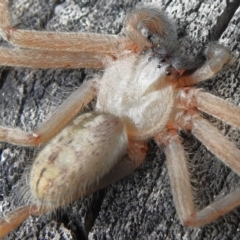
(148, 54), (172, 75)
(141, 45), (173, 76)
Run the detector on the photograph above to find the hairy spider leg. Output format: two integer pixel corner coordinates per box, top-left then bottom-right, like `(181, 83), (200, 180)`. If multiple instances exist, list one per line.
(0, 79), (96, 146)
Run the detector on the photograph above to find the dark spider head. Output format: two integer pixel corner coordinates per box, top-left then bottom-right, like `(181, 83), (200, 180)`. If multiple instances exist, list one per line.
(146, 43), (206, 78)
(145, 44), (183, 78)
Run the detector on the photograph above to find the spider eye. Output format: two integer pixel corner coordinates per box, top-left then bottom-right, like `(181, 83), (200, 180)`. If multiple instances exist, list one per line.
(157, 64), (161, 68)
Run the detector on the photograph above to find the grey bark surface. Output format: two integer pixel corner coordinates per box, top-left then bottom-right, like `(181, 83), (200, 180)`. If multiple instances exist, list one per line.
(0, 0), (240, 239)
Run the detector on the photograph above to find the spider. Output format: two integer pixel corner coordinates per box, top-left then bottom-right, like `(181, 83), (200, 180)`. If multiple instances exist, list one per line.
(0, 0), (239, 238)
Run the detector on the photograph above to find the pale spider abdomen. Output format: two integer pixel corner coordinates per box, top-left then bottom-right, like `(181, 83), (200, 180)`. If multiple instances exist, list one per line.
(29, 112), (128, 208)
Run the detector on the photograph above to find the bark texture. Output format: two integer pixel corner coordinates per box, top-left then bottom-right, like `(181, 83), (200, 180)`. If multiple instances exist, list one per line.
(0, 0), (240, 239)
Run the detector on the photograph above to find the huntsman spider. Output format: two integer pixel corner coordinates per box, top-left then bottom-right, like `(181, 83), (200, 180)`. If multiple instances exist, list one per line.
(0, 1), (238, 238)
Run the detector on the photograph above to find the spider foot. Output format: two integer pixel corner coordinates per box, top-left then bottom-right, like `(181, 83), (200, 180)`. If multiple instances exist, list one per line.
(205, 43), (230, 73)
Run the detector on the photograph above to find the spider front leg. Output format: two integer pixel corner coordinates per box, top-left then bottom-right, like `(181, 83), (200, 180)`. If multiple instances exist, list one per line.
(0, 0), (137, 62)
(0, 47), (106, 69)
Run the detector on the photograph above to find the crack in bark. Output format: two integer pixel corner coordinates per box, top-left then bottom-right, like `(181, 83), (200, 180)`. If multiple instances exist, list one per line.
(209, 0), (240, 40)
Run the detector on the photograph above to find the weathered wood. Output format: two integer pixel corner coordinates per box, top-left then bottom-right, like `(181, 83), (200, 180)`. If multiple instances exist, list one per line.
(0, 0), (240, 239)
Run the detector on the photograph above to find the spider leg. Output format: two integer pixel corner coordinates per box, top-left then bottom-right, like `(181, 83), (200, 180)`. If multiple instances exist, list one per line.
(178, 87), (240, 130)
(0, 140), (147, 238)
(185, 113), (240, 177)
(155, 129), (195, 224)
(164, 111), (240, 226)
(0, 47), (105, 68)
(0, 0), (136, 57)
(0, 205), (46, 239)
(186, 112), (240, 225)
(155, 117), (240, 226)
(177, 43), (230, 87)
(0, 79), (97, 146)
